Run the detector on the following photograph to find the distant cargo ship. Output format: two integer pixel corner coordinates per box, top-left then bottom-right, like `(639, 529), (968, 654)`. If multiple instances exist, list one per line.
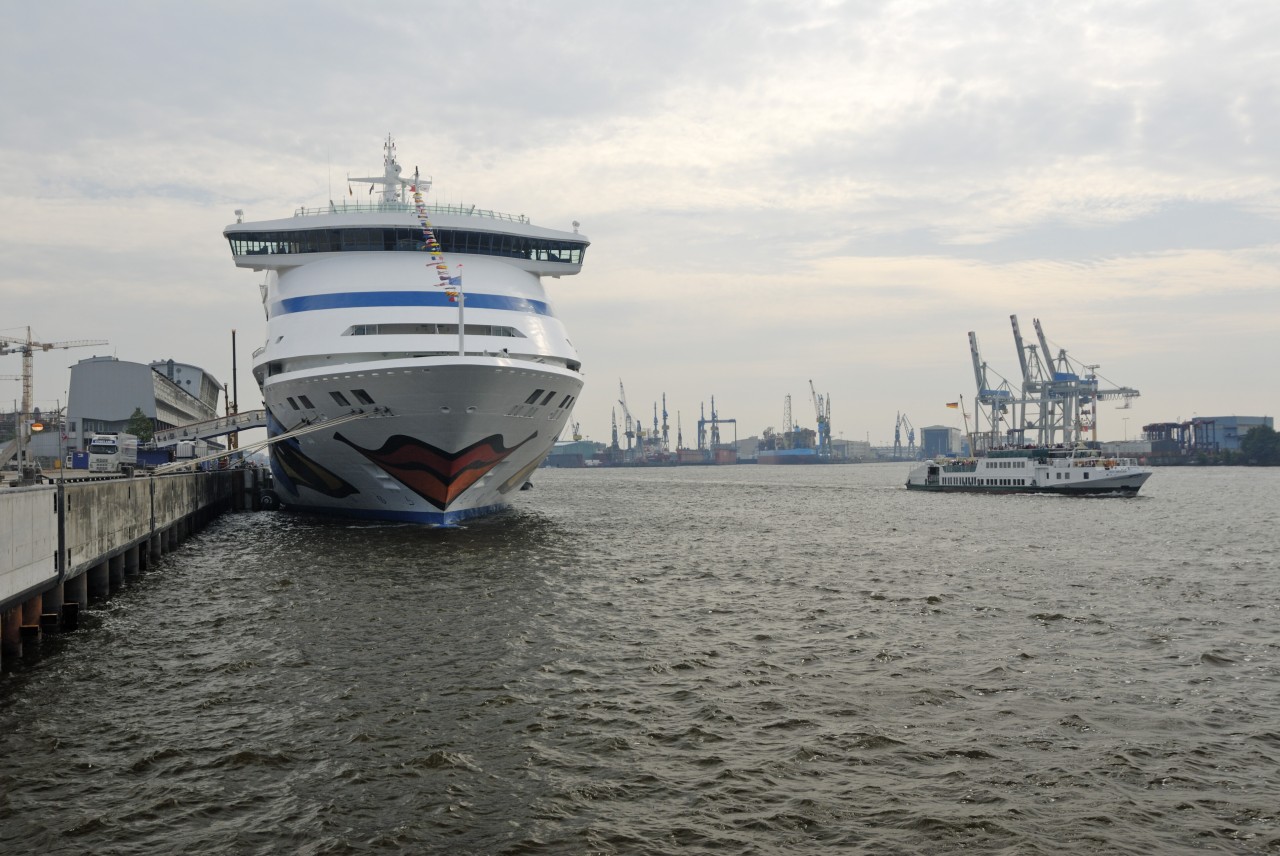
(756, 423), (829, 464)
(756, 447), (823, 464)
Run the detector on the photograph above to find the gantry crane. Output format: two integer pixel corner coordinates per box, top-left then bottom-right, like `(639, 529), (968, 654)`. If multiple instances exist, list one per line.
(696, 396), (737, 455)
(0, 327), (108, 421)
(1022, 317), (1139, 445)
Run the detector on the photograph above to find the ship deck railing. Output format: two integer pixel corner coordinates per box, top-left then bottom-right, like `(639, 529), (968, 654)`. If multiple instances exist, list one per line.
(292, 201), (530, 224)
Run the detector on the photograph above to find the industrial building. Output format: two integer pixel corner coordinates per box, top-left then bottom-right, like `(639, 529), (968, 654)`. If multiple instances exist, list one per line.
(1142, 416), (1273, 454)
(17, 356), (224, 465)
(920, 425), (962, 458)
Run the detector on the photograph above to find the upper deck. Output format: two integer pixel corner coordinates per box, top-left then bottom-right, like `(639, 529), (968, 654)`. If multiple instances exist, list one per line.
(223, 136), (589, 277)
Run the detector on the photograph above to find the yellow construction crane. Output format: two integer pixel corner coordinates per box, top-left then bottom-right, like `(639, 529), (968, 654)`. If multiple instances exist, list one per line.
(0, 327), (108, 418)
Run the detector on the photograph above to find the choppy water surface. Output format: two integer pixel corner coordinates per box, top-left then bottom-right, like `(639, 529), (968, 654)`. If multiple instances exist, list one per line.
(2, 464), (1279, 854)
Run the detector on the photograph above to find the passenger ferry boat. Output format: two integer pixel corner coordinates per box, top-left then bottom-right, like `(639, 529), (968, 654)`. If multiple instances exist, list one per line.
(224, 136), (588, 523)
(905, 446), (1152, 496)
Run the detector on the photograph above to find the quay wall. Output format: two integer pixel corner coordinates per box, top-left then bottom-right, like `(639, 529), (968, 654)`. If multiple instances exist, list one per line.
(1, 470), (266, 669)
(0, 485), (58, 612)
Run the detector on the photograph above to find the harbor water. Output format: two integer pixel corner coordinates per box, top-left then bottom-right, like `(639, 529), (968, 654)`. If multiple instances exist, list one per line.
(2, 464), (1278, 854)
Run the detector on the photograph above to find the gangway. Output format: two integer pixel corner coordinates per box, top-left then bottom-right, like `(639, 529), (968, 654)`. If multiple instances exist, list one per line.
(153, 409), (268, 446)
(154, 410), (378, 474)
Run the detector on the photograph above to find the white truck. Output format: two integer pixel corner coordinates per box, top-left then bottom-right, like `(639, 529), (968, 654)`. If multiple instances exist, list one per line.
(87, 432), (139, 474)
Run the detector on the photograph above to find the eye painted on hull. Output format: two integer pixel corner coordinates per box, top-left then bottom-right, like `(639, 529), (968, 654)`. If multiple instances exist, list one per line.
(265, 407), (360, 499)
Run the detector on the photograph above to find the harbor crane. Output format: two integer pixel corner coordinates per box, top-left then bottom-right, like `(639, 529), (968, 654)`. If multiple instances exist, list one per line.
(967, 331), (1016, 452)
(893, 412), (917, 460)
(696, 396), (737, 454)
(1008, 316), (1140, 446)
(1, 327), (108, 422)
(661, 393), (670, 452)
(968, 315), (1142, 449)
(809, 379), (832, 457)
(617, 380), (636, 451)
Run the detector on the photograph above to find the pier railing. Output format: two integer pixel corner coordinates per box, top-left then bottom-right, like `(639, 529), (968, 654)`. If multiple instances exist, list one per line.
(292, 201), (530, 223)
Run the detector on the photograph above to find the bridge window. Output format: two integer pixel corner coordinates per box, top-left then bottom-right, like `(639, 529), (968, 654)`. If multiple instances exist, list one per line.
(298, 395), (315, 409)
(330, 391), (351, 407)
(525, 389), (545, 404)
(287, 397), (300, 410)
(352, 389), (374, 405)
(228, 227), (587, 265)
(343, 324), (526, 338)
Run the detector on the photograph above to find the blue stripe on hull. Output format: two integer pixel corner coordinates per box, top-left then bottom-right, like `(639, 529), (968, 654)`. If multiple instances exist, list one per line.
(271, 291), (552, 316)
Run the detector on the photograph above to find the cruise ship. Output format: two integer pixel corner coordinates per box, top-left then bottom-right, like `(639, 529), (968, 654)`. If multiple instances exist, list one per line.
(224, 136), (588, 523)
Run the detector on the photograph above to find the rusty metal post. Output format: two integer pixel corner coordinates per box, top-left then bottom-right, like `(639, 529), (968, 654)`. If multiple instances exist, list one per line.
(1, 606), (22, 663)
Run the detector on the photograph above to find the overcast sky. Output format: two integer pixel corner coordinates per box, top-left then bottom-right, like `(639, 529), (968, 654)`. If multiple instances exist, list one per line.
(3, 0), (1277, 448)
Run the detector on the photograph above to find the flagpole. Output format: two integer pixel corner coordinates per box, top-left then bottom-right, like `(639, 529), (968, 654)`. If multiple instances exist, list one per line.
(457, 289), (465, 356)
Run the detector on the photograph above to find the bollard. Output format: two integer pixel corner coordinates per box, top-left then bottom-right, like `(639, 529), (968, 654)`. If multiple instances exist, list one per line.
(42, 584), (64, 632)
(20, 595), (42, 641)
(65, 573), (88, 611)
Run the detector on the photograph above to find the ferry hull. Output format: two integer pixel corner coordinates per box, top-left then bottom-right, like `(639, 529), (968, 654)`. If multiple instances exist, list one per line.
(905, 453), (1152, 497)
(263, 361), (581, 524)
(904, 476), (1150, 496)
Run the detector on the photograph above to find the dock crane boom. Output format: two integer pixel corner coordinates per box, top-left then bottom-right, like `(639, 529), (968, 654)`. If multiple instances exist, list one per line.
(0, 326), (108, 421)
(617, 380), (635, 451)
(808, 379), (832, 456)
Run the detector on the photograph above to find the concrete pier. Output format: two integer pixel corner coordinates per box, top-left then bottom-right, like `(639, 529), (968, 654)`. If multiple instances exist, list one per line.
(0, 469), (266, 670)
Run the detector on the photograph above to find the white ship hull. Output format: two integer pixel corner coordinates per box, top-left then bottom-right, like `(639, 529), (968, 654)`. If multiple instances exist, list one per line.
(264, 360), (582, 524)
(905, 450), (1153, 496)
(228, 136), (590, 524)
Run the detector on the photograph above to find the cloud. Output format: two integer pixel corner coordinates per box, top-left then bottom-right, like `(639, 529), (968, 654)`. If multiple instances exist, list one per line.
(3, 0), (1277, 444)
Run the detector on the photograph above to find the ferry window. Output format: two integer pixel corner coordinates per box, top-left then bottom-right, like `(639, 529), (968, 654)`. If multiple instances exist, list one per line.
(352, 389), (375, 405)
(298, 395), (315, 409)
(540, 390), (557, 406)
(525, 389), (545, 404)
(559, 394), (573, 408)
(330, 391), (351, 407)
(287, 397), (300, 410)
